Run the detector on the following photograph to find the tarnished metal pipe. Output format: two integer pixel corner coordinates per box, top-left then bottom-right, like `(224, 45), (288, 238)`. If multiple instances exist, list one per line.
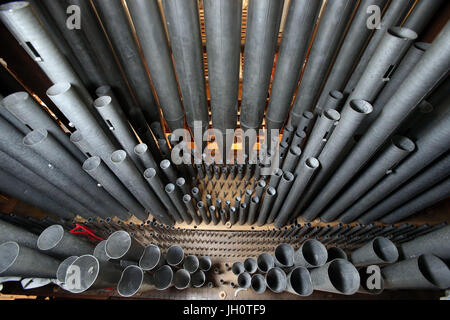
(327, 247), (348, 262)
(118, 265), (155, 297)
(191, 270), (206, 288)
(350, 237), (398, 267)
(244, 258), (258, 274)
(37, 225), (93, 258)
(251, 274), (266, 294)
(267, 172), (294, 224)
(105, 230), (144, 261)
(183, 195), (201, 225)
(139, 245), (165, 271)
(232, 262), (245, 276)
(310, 259), (360, 295)
(274, 243), (294, 268)
(265, 267), (287, 293)
(154, 265), (174, 290)
(398, 225), (450, 260)
(166, 245), (184, 267)
(257, 253), (275, 274)
(0, 220), (38, 249)
(293, 239), (328, 268)
(286, 266), (313, 297)
(257, 187), (277, 227)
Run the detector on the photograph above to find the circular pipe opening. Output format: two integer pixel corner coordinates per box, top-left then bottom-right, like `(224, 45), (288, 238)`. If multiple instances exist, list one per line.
(166, 245), (184, 266)
(283, 172), (294, 182)
(70, 131), (83, 143)
(392, 135), (415, 152)
(165, 184), (175, 193)
(160, 160), (171, 170)
(237, 272), (251, 289)
(66, 255), (100, 293)
(134, 144), (148, 155)
(244, 258), (258, 273)
(23, 129), (48, 147)
(251, 274), (266, 294)
(83, 157), (101, 172)
(289, 267), (313, 296)
(154, 265), (173, 290)
(139, 245), (162, 271)
(275, 244), (294, 267)
(105, 231), (131, 259)
(183, 195), (192, 204)
(372, 237), (398, 263)
(143, 168), (157, 180)
(330, 90), (344, 100)
(266, 268), (287, 293)
(117, 265), (143, 297)
(198, 256), (212, 271)
(414, 42), (430, 52)
(349, 99), (373, 115)
(301, 239), (328, 267)
(303, 111), (314, 120)
(306, 157), (320, 169)
(47, 82), (71, 97)
(324, 109), (341, 121)
(232, 261), (245, 275)
(0, 242), (19, 274)
(174, 269), (191, 290)
(328, 259), (360, 294)
(93, 96), (112, 109)
(183, 255), (199, 273)
(57, 256), (78, 283)
(37, 225), (64, 251)
(257, 253), (274, 273)
(418, 254), (450, 289)
(388, 26), (418, 40)
(267, 187), (277, 197)
(191, 270), (206, 288)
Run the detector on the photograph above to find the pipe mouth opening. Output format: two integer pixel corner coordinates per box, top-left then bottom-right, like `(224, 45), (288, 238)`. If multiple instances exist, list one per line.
(174, 269), (191, 289)
(198, 256), (212, 271)
(240, 203), (247, 209)
(134, 143), (148, 155)
(70, 131), (83, 143)
(244, 258), (258, 273)
(23, 129), (48, 146)
(165, 184), (175, 193)
(418, 254), (450, 289)
(2, 92), (29, 109)
(289, 267), (313, 296)
(303, 111), (314, 120)
(0, 242), (19, 274)
(258, 180), (267, 188)
(283, 172), (294, 182)
(251, 274), (266, 294)
(197, 201), (205, 209)
(327, 247), (348, 262)
(418, 101), (433, 114)
(350, 100), (373, 114)
(330, 90), (344, 100)
(251, 197), (260, 204)
(328, 259), (360, 294)
(111, 150), (127, 164)
(306, 157), (320, 169)
(266, 268), (287, 293)
(191, 270), (206, 288)
(414, 42), (430, 52)
(290, 146), (302, 156)
(237, 272), (251, 289)
(177, 178), (186, 187)
(324, 109), (341, 121)
(232, 261), (245, 275)
(105, 231), (132, 259)
(183, 255), (199, 273)
(274, 168), (283, 177)
(143, 168), (156, 180)
(117, 265), (143, 297)
(295, 130), (307, 139)
(160, 160), (171, 170)
(0, 2), (29, 12)
(284, 125), (294, 133)
(47, 83), (71, 97)
(93, 96), (112, 109)
(57, 256), (78, 283)
(166, 245), (184, 266)
(391, 135), (415, 152)
(372, 237), (398, 263)
(37, 225), (64, 251)
(83, 156), (101, 172)
(301, 239), (328, 267)
(274, 244), (294, 267)
(388, 27), (418, 40)
(154, 265), (173, 290)
(93, 240), (110, 262)
(192, 187), (199, 195)
(267, 187), (277, 197)
(139, 245), (162, 271)
(182, 195), (191, 203)
(257, 253), (275, 272)
(95, 85), (111, 96)
(66, 255), (100, 293)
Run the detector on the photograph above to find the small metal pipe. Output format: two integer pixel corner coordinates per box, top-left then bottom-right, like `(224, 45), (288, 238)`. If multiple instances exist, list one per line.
(197, 202), (210, 225)
(160, 160), (178, 183)
(282, 146), (301, 173)
(183, 195), (202, 225)
(247, 196), (260, 226)
(164, 183), (192, 224)
(0, 220), (39, 249)
(257, 187), (277, 227)
(209, 205), (219, 226)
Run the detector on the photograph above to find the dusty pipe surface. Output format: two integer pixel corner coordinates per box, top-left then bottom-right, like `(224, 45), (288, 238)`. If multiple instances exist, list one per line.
(265, 267), (287, 293)
(382, 254), (450, 290)
(398, 225), (450, 260)
(126, 0), (185, 131)
(37, 225), (93, 258)
(293, 239), (328, 268)
(310, 259), (360, 295)
(139, 245), (165, 271)
(301, 21), (450, 222)
(0, 220), (38, 249)
(0, 241), (60, 278)
(403, 0), (445, 35)
(350, 237), (398, 267)
(240, 0), (284, 130)
(118, 265), (155, 297)
(322, 135), (415, 222)
(105, 230), (144, 261)
(0, 93), (30, 134)
(286, 266), (313, 297)
(266, 0), (321, 130)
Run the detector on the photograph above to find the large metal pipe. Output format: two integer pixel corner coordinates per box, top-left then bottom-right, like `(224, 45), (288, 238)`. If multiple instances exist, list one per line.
(286, 266), (313, 297)
(0, 241), (60, 278)
(310, 259), (360, 295)
(174, 269), (191, 290)
(276, 158), (320, 227)
(350, 237), (398, 267)
(139, 244), (165, 271)
(315, 0), (388, 111)
(126, 0), (185, 131)
(266, 0), (321, 130)
(83, 156), (144, 218)
(403, 0), (445, 35)
(183, 255), (200, 274)
(381, 254), (450, 290)
(166, 245), (184, 267)
(342, 100), (450, 223)
(2, 92), (84, 162)
(198, 256), (212, 272)
(300, 22), (450, 222)
(251, 274), (267, 294)
(161, 0), (208, 132)
(256, 187), (277, 227)
(37, 225), (93, 258)
(154, 265), (174, 290)
(398, 225), (450, 260)
(65, 255), (122, 293)
(293, 239), (328, 268)
(105, 230), (144, 261)
(380, 177), (450, 224)
(92, 0), (159, 123)
(267, 172), (294, 224)
(359, 153), (450, 223)
(327, 247), (348, 262)
(265, 267), (287, 293)
(274, 243), (294, 268)
(240, 0), (285, 131)
(321, 135), (415, 222)
(344, 0), (415, 94)
(117, 265), (155, 297)
(23, 129), (129, 220)
(0, 2), (91, 103)
(282, 146), (301, 173)
(257, 253), (275, 274)
(93, 240), (112, 262)
(0, 220), (38, 249)
(289, 0), (356, 124)
(0, 94), (30, 134)
(56, 256), (78, 284)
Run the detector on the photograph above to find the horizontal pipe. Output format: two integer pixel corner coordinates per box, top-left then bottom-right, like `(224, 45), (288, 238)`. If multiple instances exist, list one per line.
(57, 256), (78, 284)
(251, 274), (267, 294)
(398, 225), (450, 260)
(286, 266), (313, 297)
(0, 220), (38, 249)
(105, 230), (144, 261)
(310, 259), (360, 295)
(265, 267), (287, 293)
(174, 269), (191, 290)
(350, 237), (399, 267)
(37, 225), (93, 258)
(118, 265), (155, 297)
(293, 239), (328, 268)
(274, 243), (294, 268)
(166, 245), (184, 267)
(0, 94), (30, 134)
(139, 244), (165, 271)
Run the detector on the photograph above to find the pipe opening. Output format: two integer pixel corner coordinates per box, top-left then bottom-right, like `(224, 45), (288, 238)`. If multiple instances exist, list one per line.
(418, 254), (450, 289)
(47, 82), (71, 97)
(160, 160), (171, 170)
(244, 258), (258, 273)
(191, 270), (206, 287)
(118, 265), (143, 297)
(96, 85), (111, 96)
(143, 168), (157, 180)
(289, 267), (313, 296)
(134, 144), (148, 155)
(111, 150), (127, 163)
(23, 129), (47, 146)
(388, 27), (418, 40)
(93, 240), (110, 262)
(197, 201), (205, 209)
(349, 100), (373, 115)
(0, 1), (29, 11)
(37, 225), (64, 251)
(328, 259), (360, 294)
(70, 131), (83, 143)
(237, 272), (251, 289)
(232, 261), (245, 275)
(306, 158), (320, 169)
(105, 231), (131, 259)
(267, 187), (277, 197)
(0, 242), (19, 274)
(66, 255), (100, 293)
(183, 255), (199, 273)
(266, 268), (287, 293)
(303, 111), (314, 120)
(290, 146), (302, 156)
(57, 256), (78, 283)
(372, 237), (398, 263)
(324, 109), (340, 122)
(257, 253), (275, 273)
(392, 136), (415, 152)
(183, 195), (192, 203)
(275, 244), (294, 267)
(295, 130), (307, 139)
(139, 245), (162, 271)
(154, 265), (173, 290)
(83, 157), (101, 172)
(166, 245), (184, 266)
(93, 96), (112, 109)
(283, 172), (294, 182)
(174, 269), (191, 289)
(165, 184), (175, 194)
(301, 240), (328, 267)
(198, 256), (212, 271)
(251, 274), (266, 294)
(330, 90), (344, 100)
